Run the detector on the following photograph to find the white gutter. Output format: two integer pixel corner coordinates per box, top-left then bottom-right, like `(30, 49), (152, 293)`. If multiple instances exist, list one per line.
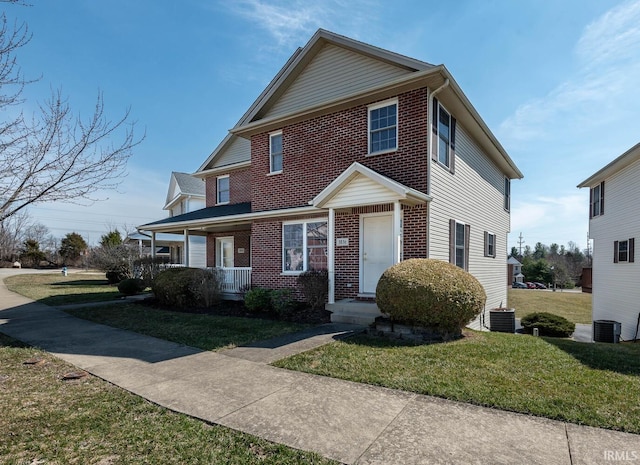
(426, 78), (450, 258)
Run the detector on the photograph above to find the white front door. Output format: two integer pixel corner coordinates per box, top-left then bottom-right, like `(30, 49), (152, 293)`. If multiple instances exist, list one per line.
(216, 237), (234, 286)
(361, 214), (394, 294)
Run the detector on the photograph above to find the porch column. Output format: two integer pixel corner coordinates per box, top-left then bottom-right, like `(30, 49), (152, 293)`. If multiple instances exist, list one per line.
(151, 232), (156, 259)
(183, 229), (190, 267)
(328, 207), (335, 304)
(393, 201), (402, 264)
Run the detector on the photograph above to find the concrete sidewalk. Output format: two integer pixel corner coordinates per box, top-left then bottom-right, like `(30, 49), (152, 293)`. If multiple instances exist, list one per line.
(0, 279), (638, 464)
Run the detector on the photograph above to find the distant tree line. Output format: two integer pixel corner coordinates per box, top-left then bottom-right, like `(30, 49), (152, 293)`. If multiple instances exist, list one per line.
(510, 241), (590, 288)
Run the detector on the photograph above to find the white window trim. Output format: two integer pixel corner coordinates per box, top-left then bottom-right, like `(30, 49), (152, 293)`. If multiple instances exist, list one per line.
(485, 231), (496, 258)
(216, 175), (230, 205)
(367, 98), (398, 156)
(504, 176), (511, 212)
(282, 218), (328, 275)
(269, 130), (283, 174)
(454, 221), (466, 269)
(436, 102), (452, 169)
(215, 236), (234, 268)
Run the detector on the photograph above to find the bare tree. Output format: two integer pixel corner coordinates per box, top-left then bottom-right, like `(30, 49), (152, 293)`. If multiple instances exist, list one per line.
(0, 8), (142, 223)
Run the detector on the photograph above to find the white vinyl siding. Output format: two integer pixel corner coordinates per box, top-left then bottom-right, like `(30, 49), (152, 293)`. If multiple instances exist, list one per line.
(211, 136), (251, 169)
(188, 236), (206, 268)
(320, 173), (404, 209)
(263, 44), (414, 120)
(429, 123), (510, 330)
(590, 157), (640, 341)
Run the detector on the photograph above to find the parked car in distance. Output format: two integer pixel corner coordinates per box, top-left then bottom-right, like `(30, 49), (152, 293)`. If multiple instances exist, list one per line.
(512, 282), (528, 289)
(525, 282), (537, 289)
(533, 282), (547, 289)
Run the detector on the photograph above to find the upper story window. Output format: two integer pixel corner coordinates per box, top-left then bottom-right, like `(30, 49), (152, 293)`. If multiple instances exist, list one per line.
(614, 238), (634, 263)
(270, 131), (283, 173)
(450, 219), (470, 271)
(590, 181), (604, 218)
(504, 177), (511, 212)
(485, 231), (496, 258)
(217, 175), (229, 204)
(431, 98), (456, 173)
(368, 99), (397, 155)
(283, 220), (328, 273)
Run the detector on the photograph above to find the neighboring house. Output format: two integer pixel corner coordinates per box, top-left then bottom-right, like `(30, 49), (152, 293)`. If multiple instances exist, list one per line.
(578, 141), (640, 342)
(140, 29), (523, 328)
(507, 256), (524, 284)
(138, 172), (207, 267)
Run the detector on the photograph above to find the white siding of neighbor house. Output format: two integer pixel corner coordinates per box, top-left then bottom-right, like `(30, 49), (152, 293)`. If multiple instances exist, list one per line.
(263, 44), (414, 120)
(589, 157), (640, 342)
(429, 124), (510, 330)
(189, 236), (207, 268)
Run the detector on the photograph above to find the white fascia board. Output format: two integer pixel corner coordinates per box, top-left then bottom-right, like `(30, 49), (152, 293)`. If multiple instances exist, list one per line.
(192, 161), (252, 179)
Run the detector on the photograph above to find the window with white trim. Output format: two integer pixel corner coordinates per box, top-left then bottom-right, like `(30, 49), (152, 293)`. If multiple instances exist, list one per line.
(614, 238), (634, 263)
(368, 99), (397, 154)
(485, 231), (496, 258)
(270, 131), (283, 173)
(504, 177), (511, 212)
(590, 181), (604, 217)
(283, 221), (327, 272)
(431, 98), (456, 172)
(217, 175), (229, 204)
(449, 220), (470, 271)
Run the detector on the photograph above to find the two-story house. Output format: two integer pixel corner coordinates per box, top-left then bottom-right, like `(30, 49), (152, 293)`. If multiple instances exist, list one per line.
(140, 29), (523, 329)
(578, 141), (640, 342)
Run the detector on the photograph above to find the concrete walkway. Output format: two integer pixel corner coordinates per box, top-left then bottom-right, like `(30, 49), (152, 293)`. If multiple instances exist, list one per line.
(1, 274), (638, 464)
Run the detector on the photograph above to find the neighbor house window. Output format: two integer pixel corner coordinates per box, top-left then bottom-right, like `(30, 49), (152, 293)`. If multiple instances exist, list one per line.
(485, 231), (496, 258)
(368, 99), (397, 154)
(283, 220), (327, 272)
(431, 99), (457, 172)
(590, 181), (604, 218)
(217, 175), (229, 204)
(450, 220), (470, 270)
(504, 177), (511, 212)
(270, 131), (283, 173)
(614, 238), (635, 263)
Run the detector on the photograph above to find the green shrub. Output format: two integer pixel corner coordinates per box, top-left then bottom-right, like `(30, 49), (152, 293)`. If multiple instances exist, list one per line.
(520, 312), (575, 337)
(152, 267), (221, 309)
(244, 287), (273, 313)
(297, 269), (328, 311)
(117, 278), (146, 296)
(271, 288), (296, 317)
(134, 256), (170, 287)
(106, 270), (127, 284)
(376, 259), (486, 338)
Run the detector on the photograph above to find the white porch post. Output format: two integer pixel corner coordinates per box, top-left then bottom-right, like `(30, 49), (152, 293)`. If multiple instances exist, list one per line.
(183, 229), (190, 267)
(393, 201), (402, 264)
(151, 232), (156, 259)
(328, 207), (335, 304)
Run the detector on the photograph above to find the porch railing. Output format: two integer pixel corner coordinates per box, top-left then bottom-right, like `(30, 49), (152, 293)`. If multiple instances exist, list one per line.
(209, 267), (252, 294)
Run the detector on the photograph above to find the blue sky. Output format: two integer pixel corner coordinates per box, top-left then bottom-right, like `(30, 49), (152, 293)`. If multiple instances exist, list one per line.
(9, 0), (640, 250)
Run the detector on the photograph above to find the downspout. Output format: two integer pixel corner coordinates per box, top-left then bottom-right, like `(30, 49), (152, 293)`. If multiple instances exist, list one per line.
(426, 78), (450, 257)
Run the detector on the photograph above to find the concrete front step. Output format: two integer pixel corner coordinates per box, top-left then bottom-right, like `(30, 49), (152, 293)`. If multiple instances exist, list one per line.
(327, 299), (383, 326)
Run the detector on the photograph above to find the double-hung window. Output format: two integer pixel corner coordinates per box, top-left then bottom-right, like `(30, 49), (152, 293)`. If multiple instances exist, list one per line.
(485, 231), (496, 258)
(217, 175), (229, 204)
(270, 131), (283, 173)
(450, 220), (470, 271)
(432, 98), (456, 172)
(368, 99), (397, 154)
(614, 238), (635, 263)
(590, 181), (604, 217)
(504, 177), (511, 212)
(283, 220), (327, 272)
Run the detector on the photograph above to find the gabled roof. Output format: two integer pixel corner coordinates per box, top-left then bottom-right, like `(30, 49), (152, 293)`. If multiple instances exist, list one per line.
(164, 172), (205, 209)
(577, 141), (640, 188)
(228, 28), (523, 180)
(311, 162), (430, 209)
(507, 256), (522, 266)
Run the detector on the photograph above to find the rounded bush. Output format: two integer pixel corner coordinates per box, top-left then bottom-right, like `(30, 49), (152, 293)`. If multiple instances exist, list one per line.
(117, 278), (145, 296)
(376, 259), (486, 337)
(152, 267), (213, 309)
(106, 270), (127, 284)
(244, 287), (273, 313)
(520, 312), (575, 337)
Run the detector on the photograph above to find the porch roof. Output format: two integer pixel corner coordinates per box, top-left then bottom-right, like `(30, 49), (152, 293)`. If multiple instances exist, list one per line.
(139, 202), (252, 232)
(311, 162), (431, 209)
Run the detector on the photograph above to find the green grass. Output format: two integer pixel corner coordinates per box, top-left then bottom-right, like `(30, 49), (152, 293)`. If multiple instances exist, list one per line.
(0, 333), (336, 464)
(274, 331), (640, 433)
(4, 273), (122, 305)
(509, 288), (592, 323)
(65, 304), (309, 351)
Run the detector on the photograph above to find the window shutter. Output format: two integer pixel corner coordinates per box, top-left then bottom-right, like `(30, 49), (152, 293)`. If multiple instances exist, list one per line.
(449, 219), (455, 264)
(449, 117), (456, 174)
(464, 224), (471, 271)
(492, 234), (497, 258)
(614, 241), (619, 263)
(484, 231), (489, 257)
(600, 181), (605, 215)
(630, 238), (635, 263)
(431, 98), (439, 161)
(589, 187), (594, 219)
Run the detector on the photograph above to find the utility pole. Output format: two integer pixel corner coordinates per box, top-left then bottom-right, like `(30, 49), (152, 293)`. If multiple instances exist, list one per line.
(586, 231), (592, 266)
(517, 232), (525, 257)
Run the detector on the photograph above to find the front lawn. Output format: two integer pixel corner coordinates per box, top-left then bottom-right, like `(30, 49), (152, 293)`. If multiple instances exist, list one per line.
(4, 273), (121, 306)
(0, 333), (335, 464)
(274, 331), (640, 433)
(508, 288), (592, 323)
(65, 303), (309, 351)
